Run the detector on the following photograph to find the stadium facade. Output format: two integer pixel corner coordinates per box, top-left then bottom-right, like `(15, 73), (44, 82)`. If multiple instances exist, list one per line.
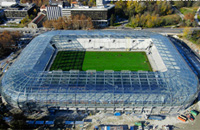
(1, 30), (199, 114)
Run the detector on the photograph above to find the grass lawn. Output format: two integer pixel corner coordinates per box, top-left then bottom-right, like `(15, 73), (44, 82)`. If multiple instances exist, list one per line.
(179, 7), (197, 15)
(113, 23), (122, 26)
(50, 51), (152, 71)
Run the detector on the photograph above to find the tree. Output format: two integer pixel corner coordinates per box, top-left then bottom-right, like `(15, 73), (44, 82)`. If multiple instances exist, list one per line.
(174, 1), (185, 9)
(88, 0), (96, 7)
(185, 19), (192, 27)
(115, 0), (127, 18)
(135, 2), (146, 14)
(184, 13), (195, 22)
(21, 17), (28, 24)
(72, 15), (80, 29)
(82, 1), (87, 6)
(110, 14), (115, 26)
(21, 0), (49, 6)
(80, 14), (87, 29)
(130, 12), (162, 28)
(192, 21), (197, 27)
(0, 31), (14, 48)
(52, 17), (64, 30)
(43, 15), (93, 30)
(0, 31), (21, 58)
(126, 1), (136, 18)
(183, 27), (192, 38)
(197, 38), (200, 45)
(86, 17), (93, 29)
(43, 20), (53, 28)
(29, 14), (35, 20)
(33, 8), (37, 16)
(10, 113), (29, 130)
(12, 31), (22, 41)
(10, 120), (28, 129)
(193, 1), (200, 7)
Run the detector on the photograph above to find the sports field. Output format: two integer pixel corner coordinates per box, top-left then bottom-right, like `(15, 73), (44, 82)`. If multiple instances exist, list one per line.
(50, 51), (152, 71)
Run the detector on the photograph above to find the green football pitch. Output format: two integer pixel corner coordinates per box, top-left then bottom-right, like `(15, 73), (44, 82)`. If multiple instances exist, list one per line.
(50, 51), (152, 71)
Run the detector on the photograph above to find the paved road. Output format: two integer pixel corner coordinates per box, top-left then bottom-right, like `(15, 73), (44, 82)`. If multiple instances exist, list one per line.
(0, 28), (48, 35)
(143, 27), (200, 34)
(0, 27), (37, 32)
(107, 26), (200, 34)
(1, 26), (200, 35)
(143, 28), (183, 34)
(174, 113), (200, 130)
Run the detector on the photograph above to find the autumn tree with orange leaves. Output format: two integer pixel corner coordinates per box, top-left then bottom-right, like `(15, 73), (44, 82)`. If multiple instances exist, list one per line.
(43, 14), (93, 30)
(0, 31), (22, 57)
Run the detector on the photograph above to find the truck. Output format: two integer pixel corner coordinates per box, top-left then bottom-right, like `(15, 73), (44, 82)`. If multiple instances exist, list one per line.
(186, 113), (195, 121)
(135, 122), (142, 126)
(178, 115), (187, 122)
(190, 110), (198, 116)
(130, 126), (135, 130)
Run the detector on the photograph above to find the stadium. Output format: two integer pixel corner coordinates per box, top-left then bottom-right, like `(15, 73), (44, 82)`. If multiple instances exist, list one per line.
(1, 30), (200, 114)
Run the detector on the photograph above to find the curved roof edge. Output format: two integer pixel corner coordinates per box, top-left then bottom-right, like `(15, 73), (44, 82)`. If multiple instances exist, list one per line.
(1, 30), (199, 110)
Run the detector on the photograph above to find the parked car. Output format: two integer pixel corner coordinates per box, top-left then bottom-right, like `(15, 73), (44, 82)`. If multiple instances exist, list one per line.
(187, 113), (195, 121)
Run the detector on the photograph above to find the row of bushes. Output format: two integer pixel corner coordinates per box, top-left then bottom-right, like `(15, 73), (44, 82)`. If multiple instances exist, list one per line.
(43, 15), (93, 30)
(129, 14), (180, 28)
(0, 31), (21, 58)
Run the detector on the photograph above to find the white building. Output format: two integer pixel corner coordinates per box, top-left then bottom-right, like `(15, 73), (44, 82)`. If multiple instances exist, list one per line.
(1, 0), (19, 7)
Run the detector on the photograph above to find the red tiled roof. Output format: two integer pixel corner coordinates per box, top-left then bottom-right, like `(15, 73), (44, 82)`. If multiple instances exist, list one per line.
(32, 14), (45, 24)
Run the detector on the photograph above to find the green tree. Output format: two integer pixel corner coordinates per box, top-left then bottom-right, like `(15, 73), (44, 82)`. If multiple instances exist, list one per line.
(185, 19), (192, 27)
(29, 14), (35, 20)
(21, 17), (28, 24)
(162, 15), (179, 26)
(115, 0), (127, 18)
(33, 8), (37, 16)
(126, 1), (136, 18)
(183, 27), (191, 37)
(130, 13), (162, 28)
(174, 1), (185, 8)
(135, 2), (146, 14)
(197, 38), (200, 45)
(110, 14), (115, 26)
(88, 0), (96, 7)
(192, 21), (197, 27)
(193, 1), (200, 7)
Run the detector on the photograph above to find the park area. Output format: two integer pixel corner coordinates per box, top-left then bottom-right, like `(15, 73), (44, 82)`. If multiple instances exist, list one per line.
(50, 51), (152, 71)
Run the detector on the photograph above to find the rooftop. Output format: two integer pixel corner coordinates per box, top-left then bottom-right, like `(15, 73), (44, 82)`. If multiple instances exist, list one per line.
(31, 13), (46, 24)
(1, 30), (199, 111)
(4, 3), (35, 11)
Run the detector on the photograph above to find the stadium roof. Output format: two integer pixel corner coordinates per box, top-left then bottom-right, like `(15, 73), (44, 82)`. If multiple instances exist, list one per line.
(1, 30), (199, 111)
